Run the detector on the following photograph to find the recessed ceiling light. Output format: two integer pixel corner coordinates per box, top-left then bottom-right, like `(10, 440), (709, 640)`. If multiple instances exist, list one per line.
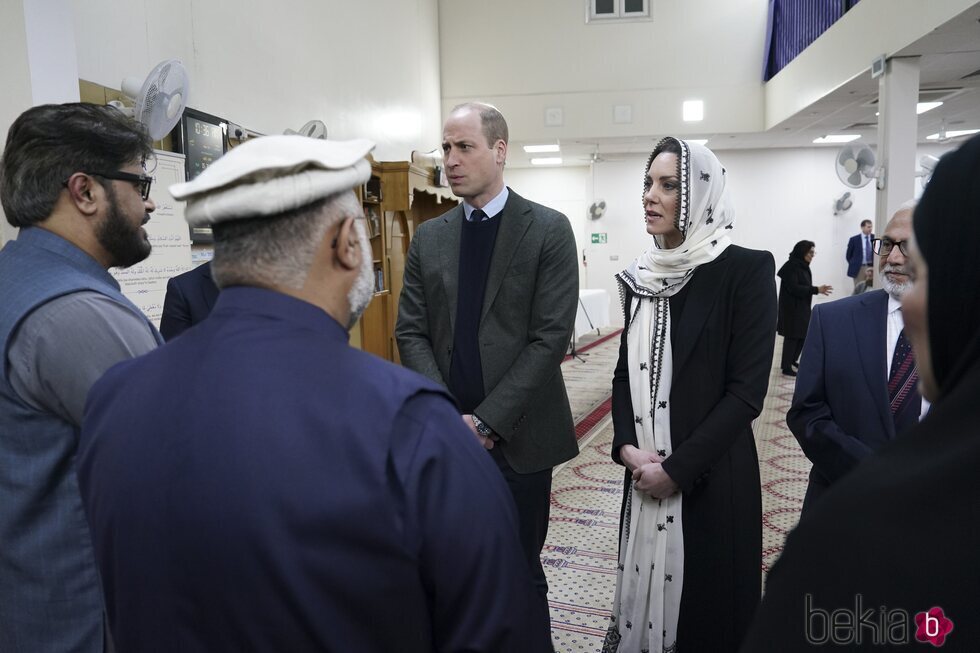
(926, 128), (979, 140)
(813, 134), (861, 144)
(530, 157), (563, 166)
(683, 100), (704, 122)
(916, 101), (943, 115)
(523, 144), (560, 153)
(687, 139), (708, 146)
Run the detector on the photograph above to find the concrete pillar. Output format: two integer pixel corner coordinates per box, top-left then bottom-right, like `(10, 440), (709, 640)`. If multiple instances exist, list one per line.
(0, 0), (79, 246)
(875, 56), (920, 231)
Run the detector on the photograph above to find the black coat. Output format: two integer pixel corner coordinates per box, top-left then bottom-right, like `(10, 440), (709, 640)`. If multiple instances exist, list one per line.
(742, 360), (980, 651)
(776, 257), (816, 339)
(612, 245), (777, 651)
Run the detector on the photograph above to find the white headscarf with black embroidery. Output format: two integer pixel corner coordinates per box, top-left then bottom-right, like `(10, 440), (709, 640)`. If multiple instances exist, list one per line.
(604, 138), (734, 653)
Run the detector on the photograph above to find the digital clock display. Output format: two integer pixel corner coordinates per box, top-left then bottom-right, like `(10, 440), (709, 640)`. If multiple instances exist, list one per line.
(185, 117), (225, 180)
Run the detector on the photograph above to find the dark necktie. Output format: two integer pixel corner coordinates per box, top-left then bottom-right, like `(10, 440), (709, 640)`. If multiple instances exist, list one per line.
(888, 327), (921, 432)
(469, 208), (487, 222)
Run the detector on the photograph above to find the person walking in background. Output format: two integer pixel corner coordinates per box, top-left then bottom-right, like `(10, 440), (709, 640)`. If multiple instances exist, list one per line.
(396, 102), (579, 623)
(0, 103), (162, 652)
(604, 137), (776, 652)
(788, 204), (923, 513)
(845, 218), (874, 289)
(78, 135), (552, 652)
(741, 133), (980, 653)
(777, 241), (832, 376)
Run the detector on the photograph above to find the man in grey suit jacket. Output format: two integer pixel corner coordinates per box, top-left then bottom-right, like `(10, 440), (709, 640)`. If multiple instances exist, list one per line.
(396, 103), (579, 614)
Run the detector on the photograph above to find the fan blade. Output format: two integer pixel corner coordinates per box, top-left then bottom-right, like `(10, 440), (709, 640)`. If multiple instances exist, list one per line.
(856, 148), (875, 169)
(837, 148), (853, 167)
(848, 170), (864, 186)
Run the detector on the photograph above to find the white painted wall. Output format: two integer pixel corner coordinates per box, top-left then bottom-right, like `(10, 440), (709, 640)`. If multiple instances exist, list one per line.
(69, 0), (443, 161)
(504, 165), (592, 287)
(509, 143), (955, 326)
(439, 0), (769, 142)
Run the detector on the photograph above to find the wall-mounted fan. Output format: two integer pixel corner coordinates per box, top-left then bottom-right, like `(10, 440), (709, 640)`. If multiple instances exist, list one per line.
(284, 119), (328, 139)
(108, 59), (189, 140)
(833, 191), (853, 215)
(915, 154), (940, 186)
(835, 143), (877, 188)
(588, 200), (607, 220)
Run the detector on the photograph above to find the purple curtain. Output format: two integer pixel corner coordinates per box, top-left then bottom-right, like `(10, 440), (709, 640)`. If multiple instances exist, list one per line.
(763, 0), (861, 81)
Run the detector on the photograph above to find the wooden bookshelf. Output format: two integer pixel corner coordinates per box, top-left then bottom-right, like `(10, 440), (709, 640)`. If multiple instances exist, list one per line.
(350, 159), (457, 363)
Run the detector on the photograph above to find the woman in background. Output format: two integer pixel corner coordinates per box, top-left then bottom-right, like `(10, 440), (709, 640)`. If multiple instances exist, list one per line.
(603, 137), (776, 652)
(776, 241), (832, 376)
(742, 132), (980, 652)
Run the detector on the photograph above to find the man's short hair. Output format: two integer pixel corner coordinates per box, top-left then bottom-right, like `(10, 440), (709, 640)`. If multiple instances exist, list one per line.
(860, 219), (873, 228)
(0, 103), (154, 228)
(211, 191), (361, 291)
(451, 102), (509, 147)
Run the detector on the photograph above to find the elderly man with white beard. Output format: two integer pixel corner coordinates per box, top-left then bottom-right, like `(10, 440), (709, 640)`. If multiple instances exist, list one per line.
(787, 202), (927, 514)
(75, 136), (552, 652)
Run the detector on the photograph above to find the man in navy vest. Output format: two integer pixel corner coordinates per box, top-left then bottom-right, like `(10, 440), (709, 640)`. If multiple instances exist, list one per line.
(0, 103), (163, 652)
(77, 135), (552, 651)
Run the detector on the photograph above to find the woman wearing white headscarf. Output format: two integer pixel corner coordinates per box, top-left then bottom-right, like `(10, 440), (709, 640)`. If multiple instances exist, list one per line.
(603, 137), (777, 652)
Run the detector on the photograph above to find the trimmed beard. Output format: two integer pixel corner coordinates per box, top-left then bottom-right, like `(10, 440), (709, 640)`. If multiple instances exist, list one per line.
(880, 263), (913, 300)
(346, 219), (375, 329)
(97, 184), (152, 268)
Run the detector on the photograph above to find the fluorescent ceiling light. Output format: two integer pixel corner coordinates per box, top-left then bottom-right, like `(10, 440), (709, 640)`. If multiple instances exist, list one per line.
(877, 102), (943, 117)
(523, 144), (560, 153)
(926, 128), (979, 140)
(687, 139), (708, 146)
(813, 134), (861, 144)
(530, 157), (563, 166)
(683, 100), (704, 122)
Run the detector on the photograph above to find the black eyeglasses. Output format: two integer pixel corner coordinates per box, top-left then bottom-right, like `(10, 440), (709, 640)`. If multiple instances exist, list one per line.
(84, 171), (153, 201)
(871, 238), (909, 256)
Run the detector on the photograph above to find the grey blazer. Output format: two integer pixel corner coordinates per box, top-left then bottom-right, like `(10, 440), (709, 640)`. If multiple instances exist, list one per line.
(395, 189), (580, 473)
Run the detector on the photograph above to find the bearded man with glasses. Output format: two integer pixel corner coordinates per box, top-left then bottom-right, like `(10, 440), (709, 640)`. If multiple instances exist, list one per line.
(0, 103), (163, 652)
(786, 201), (928, 514)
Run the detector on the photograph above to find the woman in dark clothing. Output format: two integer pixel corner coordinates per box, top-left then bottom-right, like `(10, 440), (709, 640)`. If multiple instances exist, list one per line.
(602, 137), (777, 652)
(776, 241), (832, 376)
(742, 133), (980, 652)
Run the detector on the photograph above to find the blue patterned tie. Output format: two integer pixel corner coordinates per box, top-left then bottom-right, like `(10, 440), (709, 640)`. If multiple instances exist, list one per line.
(863, 235), (871, 265)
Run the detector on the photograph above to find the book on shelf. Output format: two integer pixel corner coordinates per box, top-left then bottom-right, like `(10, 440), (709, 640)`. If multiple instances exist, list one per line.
(364, 206), (381, 238)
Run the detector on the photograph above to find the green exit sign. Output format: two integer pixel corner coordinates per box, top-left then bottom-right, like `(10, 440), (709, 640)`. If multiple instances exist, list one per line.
(591, 233), (607, 244)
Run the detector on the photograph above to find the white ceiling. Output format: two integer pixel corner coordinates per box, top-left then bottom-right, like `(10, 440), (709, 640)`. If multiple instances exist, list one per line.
(508, 3), (980, 167)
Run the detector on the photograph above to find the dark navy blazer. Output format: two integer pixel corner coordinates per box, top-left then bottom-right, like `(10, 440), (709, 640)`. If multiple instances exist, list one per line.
(788, 289), (899, 510)
(844, 232), (874, 278)
(159, 261), (219, 341)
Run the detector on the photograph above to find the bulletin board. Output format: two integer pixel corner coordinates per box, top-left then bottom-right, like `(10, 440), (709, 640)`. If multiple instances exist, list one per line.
(110, 150), (192, 327)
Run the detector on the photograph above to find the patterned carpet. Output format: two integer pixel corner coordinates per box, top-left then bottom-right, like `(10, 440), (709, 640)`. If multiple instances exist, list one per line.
(547, 336), (810, 651)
